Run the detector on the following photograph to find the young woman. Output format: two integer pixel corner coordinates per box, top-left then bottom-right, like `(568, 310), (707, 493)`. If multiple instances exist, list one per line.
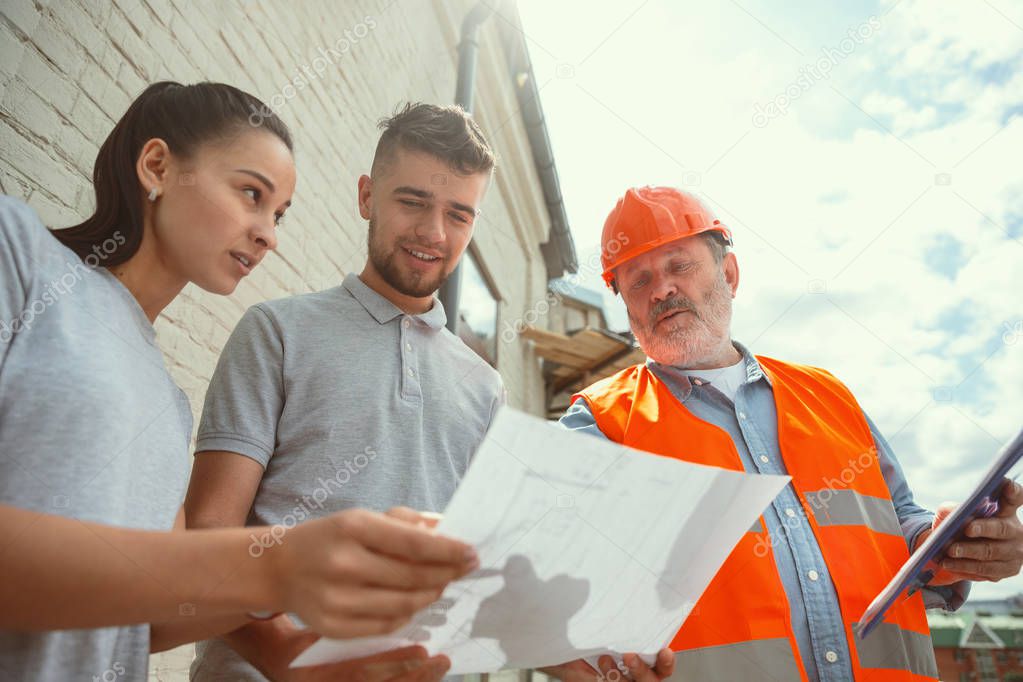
(0, 81), (476, 681)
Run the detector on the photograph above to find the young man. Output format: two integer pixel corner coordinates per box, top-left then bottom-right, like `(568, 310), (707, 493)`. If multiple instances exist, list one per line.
(185, 103), (504, 681)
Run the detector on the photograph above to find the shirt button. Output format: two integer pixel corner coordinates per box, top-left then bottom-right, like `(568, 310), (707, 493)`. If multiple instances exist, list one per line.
(808, 569), (819, 581)
(404, 319), (410, 328)
(406, 343), (412, 351)
(408, 368), (414, 377)
(738, 411), (747, 420)
(825, 651), (838, 663)
(785, 508), (797, 518)
(759, 455), (769, 464)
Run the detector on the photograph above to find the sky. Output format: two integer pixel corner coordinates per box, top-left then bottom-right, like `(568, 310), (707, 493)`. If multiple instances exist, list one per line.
(516, 0), (1023, 601)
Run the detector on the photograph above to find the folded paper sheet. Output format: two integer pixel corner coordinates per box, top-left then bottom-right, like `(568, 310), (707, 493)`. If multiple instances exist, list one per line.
(293, 407), (789, 674)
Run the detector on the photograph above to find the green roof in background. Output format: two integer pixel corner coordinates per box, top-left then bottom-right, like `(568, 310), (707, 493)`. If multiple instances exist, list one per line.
(927, 609), (1023, 649)
(929, 611), (967, 648)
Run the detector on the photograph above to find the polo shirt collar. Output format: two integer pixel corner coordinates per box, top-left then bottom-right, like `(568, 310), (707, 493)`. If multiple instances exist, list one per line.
(342, 273), (448, 330)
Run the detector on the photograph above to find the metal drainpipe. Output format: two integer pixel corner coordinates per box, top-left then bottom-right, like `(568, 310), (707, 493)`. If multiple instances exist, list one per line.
(439, 0), (495, 333)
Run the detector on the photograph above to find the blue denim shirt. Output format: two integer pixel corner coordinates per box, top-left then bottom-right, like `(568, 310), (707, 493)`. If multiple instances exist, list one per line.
(559, 342), (969, 682)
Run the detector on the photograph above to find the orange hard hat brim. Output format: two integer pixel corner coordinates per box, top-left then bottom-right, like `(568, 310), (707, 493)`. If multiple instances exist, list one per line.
(601, 225), (732, 289)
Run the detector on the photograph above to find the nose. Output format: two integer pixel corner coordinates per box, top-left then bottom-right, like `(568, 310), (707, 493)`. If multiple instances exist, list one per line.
(252, 219), (278, 252)
(414, 206), (446, 246)
(650, 272), (678, 304)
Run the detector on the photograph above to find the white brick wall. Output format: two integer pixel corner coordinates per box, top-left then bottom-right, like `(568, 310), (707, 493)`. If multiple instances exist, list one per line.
(1, 0), (560, 677)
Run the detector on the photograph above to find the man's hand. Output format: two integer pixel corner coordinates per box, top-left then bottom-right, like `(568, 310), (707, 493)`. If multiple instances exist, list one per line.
(540, 649), (675, 681)
(223, 606), (452, 682)
(918, 480), (1023, 584)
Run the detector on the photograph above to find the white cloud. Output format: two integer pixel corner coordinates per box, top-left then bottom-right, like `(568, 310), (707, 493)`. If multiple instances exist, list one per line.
(861, 91), (939, 134)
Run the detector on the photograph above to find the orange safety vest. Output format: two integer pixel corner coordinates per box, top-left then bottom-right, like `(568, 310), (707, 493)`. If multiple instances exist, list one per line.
(574, 357), (938, 681)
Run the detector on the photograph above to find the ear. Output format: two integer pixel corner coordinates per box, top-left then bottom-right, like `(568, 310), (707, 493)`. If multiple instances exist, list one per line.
(357, 174), (373, 220)
(723, 252), (740, 298)
(136, 138), (172, 198)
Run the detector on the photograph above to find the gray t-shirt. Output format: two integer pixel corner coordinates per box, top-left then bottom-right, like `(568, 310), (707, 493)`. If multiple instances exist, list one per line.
(0, 196), (193, 680)
(191, 273), (503, 681)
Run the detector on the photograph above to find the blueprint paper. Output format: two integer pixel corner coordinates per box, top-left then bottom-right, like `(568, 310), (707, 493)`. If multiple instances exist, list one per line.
(293, 407), (789, 673)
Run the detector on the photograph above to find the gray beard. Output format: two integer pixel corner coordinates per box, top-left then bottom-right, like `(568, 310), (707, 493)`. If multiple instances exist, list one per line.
(630, 272), (733, 367)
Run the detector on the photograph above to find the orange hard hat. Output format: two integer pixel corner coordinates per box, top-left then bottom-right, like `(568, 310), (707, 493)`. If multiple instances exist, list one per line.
(600, 186), (732, 290)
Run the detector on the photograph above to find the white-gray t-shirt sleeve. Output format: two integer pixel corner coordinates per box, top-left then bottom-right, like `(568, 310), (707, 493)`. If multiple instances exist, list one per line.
(196, 304), (285, 467)
(0, 197), (39, 363)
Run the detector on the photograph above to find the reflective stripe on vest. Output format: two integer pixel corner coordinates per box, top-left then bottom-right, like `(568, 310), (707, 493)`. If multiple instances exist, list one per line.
(667, 637), (802, 681)
(804, 489), (903, 537)
(853, 622), (939, 679)
(574, 358), (938, 681)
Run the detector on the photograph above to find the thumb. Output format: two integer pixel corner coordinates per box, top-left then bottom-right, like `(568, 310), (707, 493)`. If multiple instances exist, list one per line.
(933, 502), (958, 527)
(286, 629), (322, 660)
(996, 480), (1023, 518)
(386, 507), (442, 529)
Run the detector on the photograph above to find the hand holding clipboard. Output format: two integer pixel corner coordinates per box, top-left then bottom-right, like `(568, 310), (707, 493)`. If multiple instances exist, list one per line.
(857, 426), (1023, 638)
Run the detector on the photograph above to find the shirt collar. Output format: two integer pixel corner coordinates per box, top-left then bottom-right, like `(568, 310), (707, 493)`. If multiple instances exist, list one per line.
(645, 339), (771, 402)
(342, 273), (448, 330)
(734, 340), (771, 386)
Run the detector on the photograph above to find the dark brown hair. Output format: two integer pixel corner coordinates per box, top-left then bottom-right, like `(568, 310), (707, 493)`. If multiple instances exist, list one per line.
(372, 102), (494, 178)
(52, 81), (293, 265)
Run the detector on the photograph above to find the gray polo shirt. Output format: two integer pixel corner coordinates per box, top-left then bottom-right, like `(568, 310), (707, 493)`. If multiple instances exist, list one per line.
(191, 273), (503, 681)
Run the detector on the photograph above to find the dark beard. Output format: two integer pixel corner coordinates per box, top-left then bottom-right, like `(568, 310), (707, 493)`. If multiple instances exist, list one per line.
(367, 218), (450, 298)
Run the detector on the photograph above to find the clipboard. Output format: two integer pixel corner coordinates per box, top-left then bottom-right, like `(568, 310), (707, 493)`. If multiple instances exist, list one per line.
(856, 426), (1023, 639)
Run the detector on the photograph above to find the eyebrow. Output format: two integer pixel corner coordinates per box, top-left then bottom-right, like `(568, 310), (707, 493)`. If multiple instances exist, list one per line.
(235, 169), (292, 208)
(235, 169), (276, 194)
(394, 185), (476, 216)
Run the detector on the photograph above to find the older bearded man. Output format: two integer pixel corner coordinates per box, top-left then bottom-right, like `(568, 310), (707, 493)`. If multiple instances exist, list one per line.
(557, 186), (1023, 682)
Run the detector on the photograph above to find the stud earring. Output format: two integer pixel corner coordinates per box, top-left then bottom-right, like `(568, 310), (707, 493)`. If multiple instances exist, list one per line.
(148, 188), (159, 202)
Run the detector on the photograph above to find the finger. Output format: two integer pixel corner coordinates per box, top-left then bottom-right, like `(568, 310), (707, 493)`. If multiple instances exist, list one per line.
(334, 510), (476, 566)
(344, 657), (424, 682)
(388, 655), (451, 682)
(624, 653), (658, 681)
(934, 502), (958, 524)
(598, 655), (620, 679)
(387, 507), (425, 524)
(963, 518), (1017, 540)
(540, 659), (601, 679)
(997, 480), (1023, 517)
(352, 662), (417, 682)
(946, 540), (1016, 562)
(313, 614), (413, 640)
(654, 648), (675, 678)
(288, 628), (323, 655)
(941, 557), (1020, 580)
(299, 646), (429, 682)
(350, 545), (470, 590)
(328, 586), (443, 620)
(357, 645), (430, 665)
(418, 512), (442, 529)
(388, 507), (444, 530)
(936, 570), (1000, 583)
